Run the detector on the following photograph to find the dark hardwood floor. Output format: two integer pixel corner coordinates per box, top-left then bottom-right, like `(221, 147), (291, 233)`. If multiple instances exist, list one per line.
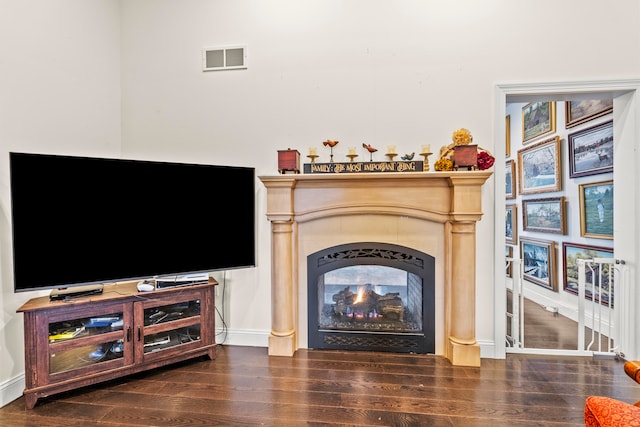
(2, 344), (640, 426)
(509, 292), (611, 351)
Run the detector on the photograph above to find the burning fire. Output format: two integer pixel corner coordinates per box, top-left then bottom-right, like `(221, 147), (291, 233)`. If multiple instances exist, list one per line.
(353, 286), (366, 304)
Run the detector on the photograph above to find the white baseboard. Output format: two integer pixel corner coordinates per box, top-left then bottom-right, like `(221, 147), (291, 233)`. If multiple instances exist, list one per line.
(216, 328), (269, 347)
(0, 373), (24, 408)
(479, 339), (501, 359)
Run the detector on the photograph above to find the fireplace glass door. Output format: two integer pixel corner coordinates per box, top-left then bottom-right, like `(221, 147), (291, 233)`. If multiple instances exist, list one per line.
(307, 242), (435, 354)
(319, 265), (423, 334)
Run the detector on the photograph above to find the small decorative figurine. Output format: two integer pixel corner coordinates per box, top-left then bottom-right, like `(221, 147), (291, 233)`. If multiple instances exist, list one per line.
(362, 143), (378, 161)
(323, 139), (339, 163)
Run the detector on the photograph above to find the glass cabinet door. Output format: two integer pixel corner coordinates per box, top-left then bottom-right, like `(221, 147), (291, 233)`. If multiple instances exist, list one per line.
(141, 298), (202, 354)
(48, 308), (128, 375)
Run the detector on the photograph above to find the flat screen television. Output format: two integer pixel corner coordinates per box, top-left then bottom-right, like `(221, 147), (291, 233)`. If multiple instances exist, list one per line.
(9, 152), (256, 293)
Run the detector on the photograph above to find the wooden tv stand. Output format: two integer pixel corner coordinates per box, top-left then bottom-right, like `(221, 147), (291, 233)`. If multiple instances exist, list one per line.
(17, 279), (217, 409)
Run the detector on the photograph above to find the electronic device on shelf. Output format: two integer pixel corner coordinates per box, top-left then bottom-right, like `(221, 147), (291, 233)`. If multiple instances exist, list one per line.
(84, 316), (122, 328)
(49, 284), (104, 301)
(155, 272), (209, 289)
(144, 335), (171, 348)
(9, 152), (256, 295)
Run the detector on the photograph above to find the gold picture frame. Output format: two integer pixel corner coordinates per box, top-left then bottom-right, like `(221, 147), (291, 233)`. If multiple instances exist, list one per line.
(522, 101), (556, 143)
(517, 136), (562, 195)
(506, 159), (516, 199)
(579, 180), (613, 239)
(506, 204), (517, 244)
(506, 115), (511, 157)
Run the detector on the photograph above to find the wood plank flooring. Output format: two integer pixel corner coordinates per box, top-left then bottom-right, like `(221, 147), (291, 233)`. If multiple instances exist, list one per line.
(514, 293), (611, 351)
(2, 345), (640, 426)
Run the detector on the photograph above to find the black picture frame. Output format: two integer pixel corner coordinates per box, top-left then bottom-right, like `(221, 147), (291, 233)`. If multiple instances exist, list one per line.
(568, 120), (613, 178)
(565, 100), (613, 128)
(520, 237), (556, 291)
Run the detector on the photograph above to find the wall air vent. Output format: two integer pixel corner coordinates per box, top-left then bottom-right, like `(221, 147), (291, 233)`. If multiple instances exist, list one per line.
(202, 45), (247, 71)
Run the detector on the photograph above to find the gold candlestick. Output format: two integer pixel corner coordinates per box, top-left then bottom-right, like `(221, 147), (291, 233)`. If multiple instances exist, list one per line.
(346, 153), (359, 162)
(307, 154), (319, 165)
(420, 152), (433, 171)
(385, 153), (397, 161)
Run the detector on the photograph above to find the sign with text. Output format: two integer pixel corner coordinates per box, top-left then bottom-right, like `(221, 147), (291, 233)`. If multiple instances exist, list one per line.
(303, 160), (423, 174)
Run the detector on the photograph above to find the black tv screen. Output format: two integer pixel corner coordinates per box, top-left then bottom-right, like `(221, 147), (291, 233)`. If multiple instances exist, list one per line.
(10, 152), (256, 292)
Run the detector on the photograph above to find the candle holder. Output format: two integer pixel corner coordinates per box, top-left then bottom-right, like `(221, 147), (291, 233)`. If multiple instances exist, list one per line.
(307, 154), (319, 165)
(420, 152), (433, 171)
(346, 153), (359, 162)
(385, 153), (397, 161)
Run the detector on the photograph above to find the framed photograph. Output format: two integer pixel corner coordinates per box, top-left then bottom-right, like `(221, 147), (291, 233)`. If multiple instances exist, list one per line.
(506, 245), (513, 278)
(517, 136), (561, 195)
(520, 237), (556, 291)
(562, 242), (613, 306)
(568, 120), (613, 178)
(522, 101), (556, 143)
(522, 196), (566, 234)
(505, 160), (516, 199)
(565, 99), (613, 128)
(505, 115), (511, 158)
(506, 204), (517, 244)
(579, 180), (613, 239)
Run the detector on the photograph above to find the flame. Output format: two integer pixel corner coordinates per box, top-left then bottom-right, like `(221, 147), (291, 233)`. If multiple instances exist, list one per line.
(353, 286), (366, 304)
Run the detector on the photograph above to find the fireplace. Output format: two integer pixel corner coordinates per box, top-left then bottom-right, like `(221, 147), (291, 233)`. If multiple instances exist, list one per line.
(308, 242), (435, 353)
(259, 171), (491, 366)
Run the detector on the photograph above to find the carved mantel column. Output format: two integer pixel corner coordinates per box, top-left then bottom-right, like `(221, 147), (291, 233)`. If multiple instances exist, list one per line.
(262, 178), (297, 356)
(446, 221), (480, 366)
(444, 175), (488, 367)
(268, 220), (296, 356)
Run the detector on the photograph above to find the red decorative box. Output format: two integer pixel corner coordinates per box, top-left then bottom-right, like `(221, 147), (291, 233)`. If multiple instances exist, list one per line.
(278, 149), (300, 174)
(453, 144), (478, 170)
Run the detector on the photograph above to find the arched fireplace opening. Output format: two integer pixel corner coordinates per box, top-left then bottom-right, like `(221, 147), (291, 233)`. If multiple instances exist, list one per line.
(307, 242), (435, 353)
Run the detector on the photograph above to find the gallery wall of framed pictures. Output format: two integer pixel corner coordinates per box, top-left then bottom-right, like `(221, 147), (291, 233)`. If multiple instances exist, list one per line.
(505, 99), (613, 304)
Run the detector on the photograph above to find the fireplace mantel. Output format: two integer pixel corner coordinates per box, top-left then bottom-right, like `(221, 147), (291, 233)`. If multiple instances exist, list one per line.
(259, 171), (492, 366)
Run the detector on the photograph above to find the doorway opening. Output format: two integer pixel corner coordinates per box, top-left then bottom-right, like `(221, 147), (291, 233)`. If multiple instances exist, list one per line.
(495, 80), (639, 359)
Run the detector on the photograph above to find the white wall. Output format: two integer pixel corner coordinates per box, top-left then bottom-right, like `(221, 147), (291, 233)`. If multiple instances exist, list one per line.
(1, 0), (639, 406)
(0, 0), (122, 406)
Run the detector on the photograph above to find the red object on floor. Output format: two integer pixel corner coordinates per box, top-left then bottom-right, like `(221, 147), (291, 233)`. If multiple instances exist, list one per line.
(584, 396), (640, 426)
(585, 360), (640, 426)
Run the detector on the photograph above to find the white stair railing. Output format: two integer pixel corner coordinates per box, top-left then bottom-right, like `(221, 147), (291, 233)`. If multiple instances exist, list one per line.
(505, 255), (523, 349)
(506, 255), (627, 356)
(578, 258), (625, 357)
